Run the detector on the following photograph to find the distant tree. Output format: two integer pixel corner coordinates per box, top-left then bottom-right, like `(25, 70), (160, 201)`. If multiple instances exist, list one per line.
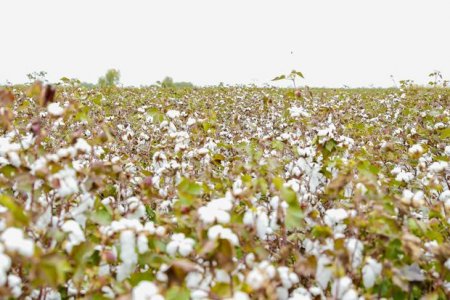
(161, 76), (174, 88)
(27, 71), (48, 83)
(158, 76), (194, 89)
(98, 69), (120, 87)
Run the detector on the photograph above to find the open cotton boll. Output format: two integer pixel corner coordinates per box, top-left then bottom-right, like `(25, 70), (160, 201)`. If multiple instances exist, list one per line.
(324, 208), (348, 227)
(62, 220), (85, 253)
(316, 255), (332, 289)
(166, 233), (195, 257)
(246, 269), (265, 290)
(246, 261), (277, 291)
(187, 117), (197, 126)
(362, 258), (382, 288)
(117, 230), (137, 281)
(445, 145), (450, 156)
(412, 190), (425, 207)
(1, 228), (34, 257)
(396, 171), (414, 183)
(278, 266), (299, 289)
(439, 190), (450, 202)
(8, 274), (22, 298)
(331, 277), (358, 300)
(401, 189), (414, 205)
(137, 234), (149, 254)
(74, 138), (92, 154)
(50, 167), (79, 197)
(207, 225), (239, 245)
(166, 110), (181, 119)
(225, 291), (250, 300)
(346, 238), (364, 269)
(243, 208), (270, 240)
(47, 102), (64, 116)
(132, 281), (163, 300)
(428, 161), (448, 173)
(255, 211), (270, 240)
(408, 144), (424, 156)
(0, 252), (11, 286)
(198, 195), (233, 224)
(289, 287), (312, 300)
(289, 106), (310, 118)
(7, 152), (21, 168)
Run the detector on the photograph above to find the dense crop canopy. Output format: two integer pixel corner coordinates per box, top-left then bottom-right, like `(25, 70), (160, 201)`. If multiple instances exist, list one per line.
(0, 83), (449, 299)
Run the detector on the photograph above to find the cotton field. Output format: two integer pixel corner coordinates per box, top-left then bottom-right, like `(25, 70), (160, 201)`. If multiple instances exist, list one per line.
(0, 83), (449, 299)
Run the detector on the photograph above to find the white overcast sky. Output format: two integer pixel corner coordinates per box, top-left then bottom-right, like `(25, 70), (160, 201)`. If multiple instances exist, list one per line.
(1, 0), (450, 87)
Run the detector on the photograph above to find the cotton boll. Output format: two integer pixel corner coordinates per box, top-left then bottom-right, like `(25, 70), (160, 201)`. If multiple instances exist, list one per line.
(324, 208), (348, 227)
(255, 210), (269, 240)
(215, 269), (231, 283)
(412, 191), (425, 207)
(445, 146), (450, 156)
(187, 117), (197, 126)
(166, 233), (195, 257)
(439, 190), (450, 202)
(316, 255), (332, 289)
(62, 220), (86, 253)
(48, 103), (64, 116)
(243, 210), (254, 226)
(8, 274), (22, 297)
(408, 144), (423, 157)
(278, 266), (299, 289)
(362, 258), (382, 288)
(74, 138), (92, 154)
(401, 189), (414, 205)
(396, 171), (414, 183)
(7, 152), (21, 167)
(227, 291), (250, 300)
(117, 230), (137, 281)
(246, 269), (265, 290)
(137, 234), (149, 254)
(132, 281), (162, 300)
(276, 287), (289, 300)
(346, 238), (364, 269)
(50, 167), (79, 197)
(1, 227), (34, 257)
(428, 161), (448, 173)
(207, 225), (239, 245)
(155, 226), (166, 236)
(289, 106), (310, 118)
(289, 287), (312, 300)
(331, 277), (354, 299)
(0, 253), (11, 286)
(198, 196), (233, 225)
(166, 110), (181, 119)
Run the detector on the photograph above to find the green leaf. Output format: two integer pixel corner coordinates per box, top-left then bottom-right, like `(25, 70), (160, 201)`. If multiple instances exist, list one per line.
(0, 194), (29, 226)
(281, 188), (303, 230)
(439, 127), (450, 139)
(177, 178), (203, 206)
(90, 94), (102, 106)
(60, 77), (71, 83)
(290, 70), (304, 78)
(178, 178), (202, 196)
(35, 253), (72, 287)
(271, 75), (286, 81)
(325, 139), (336, 152)
(90, 207), (112, 225)
(166, 286), (190, 300)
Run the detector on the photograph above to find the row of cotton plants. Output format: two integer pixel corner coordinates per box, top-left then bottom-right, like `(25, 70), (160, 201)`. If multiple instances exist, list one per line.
(0, 82), (449, 299)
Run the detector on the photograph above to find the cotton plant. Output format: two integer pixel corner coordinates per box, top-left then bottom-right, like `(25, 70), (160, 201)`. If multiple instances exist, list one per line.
(198, 192), (234, 224)
(0, 83), (448, 299)
(166, 233), (195, 257)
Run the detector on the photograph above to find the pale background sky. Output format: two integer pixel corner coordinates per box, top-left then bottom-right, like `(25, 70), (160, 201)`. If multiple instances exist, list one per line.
(1, 0), (450, 87)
